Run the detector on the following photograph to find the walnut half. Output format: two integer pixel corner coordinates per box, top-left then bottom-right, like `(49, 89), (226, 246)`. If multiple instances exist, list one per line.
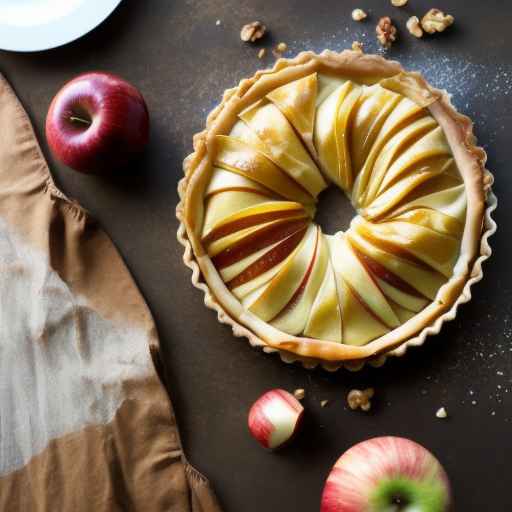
(376, 16), (397, 49)
(347, 388), (374, 412)
(421, 9), (454, 34)
(240, 21), (266, 43)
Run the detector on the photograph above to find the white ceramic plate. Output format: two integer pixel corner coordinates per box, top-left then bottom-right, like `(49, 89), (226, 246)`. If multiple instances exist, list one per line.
(0, 0), (124, 52)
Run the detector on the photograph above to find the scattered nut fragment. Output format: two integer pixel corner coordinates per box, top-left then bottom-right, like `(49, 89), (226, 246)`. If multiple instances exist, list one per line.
(347, 388), (374, 412)
(391, 0), (408, 6)
(272, 42), (288, 58)
(293, 388), (305, 400)
(276, 42), (288, 53)
(351, 8), (367, 21)
(436, 407), (448, 419)
(320, 400), (330, 408)
(406, 16), (424, 38)
(351, 41), (364, 52)
(421, 9), (454, 34)
(376, 16), (397, 48)
(240, 21), (266, 43)
(257, 48), (266, 59)
(215, 19), (221, 26)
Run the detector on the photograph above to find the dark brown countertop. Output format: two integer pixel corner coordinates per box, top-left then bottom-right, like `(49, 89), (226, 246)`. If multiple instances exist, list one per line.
(1, 0), (510, 510)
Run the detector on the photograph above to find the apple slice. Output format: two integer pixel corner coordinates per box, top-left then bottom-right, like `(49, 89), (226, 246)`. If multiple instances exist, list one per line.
(362, 157), (453, 220)
(350, 85), (401, 175)
(328, 233), (400, 329)
(202, 191), (273, 237)
(377, 127), (452, 196)
(355, 217), (460, 278)
(206, 167), (277, 198)
(270, 226), (328, 334)
(338, 278), (390, 346)
(239, 101), (326, 197)
(361, 116), (438, 206)
(351, 98), (428, 207)
(390, 183), (467, 223)
(390, 208), (464, 238)
(214, 135), (315, 205)
(227, 225), (309, 293)
(348, 223), (446, 300)
(201, 201), (306, 245)
(212, 217), (309, 270)
(335, 86), (363, 190)
(244, 224), (318, 321)
(314, 81), (354, 186)
(303, 236), (343, 343)
(266, 73), (318, 146)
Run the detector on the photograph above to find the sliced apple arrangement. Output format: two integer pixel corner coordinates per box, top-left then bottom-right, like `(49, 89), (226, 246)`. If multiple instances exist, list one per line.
(195, 74), (464, 344)
(180, 51), (490, 363)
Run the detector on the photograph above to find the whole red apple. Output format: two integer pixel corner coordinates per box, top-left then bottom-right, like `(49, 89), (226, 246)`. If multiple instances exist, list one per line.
(320, 436), (451, 512)
(46, 72), (149, 173)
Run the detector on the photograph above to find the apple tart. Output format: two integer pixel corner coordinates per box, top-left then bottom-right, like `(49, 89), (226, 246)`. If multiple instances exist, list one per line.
(177, 51), (495, 368)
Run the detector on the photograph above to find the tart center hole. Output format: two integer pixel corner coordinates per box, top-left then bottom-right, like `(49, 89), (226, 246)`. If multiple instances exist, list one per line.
(315, 186), (354, 234)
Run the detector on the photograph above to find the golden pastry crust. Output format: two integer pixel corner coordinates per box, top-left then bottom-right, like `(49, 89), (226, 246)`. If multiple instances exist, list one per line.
(177, 50), (495, 367)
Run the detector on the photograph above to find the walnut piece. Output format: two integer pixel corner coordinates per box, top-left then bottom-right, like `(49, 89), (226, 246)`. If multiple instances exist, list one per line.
(257, 48), (266, 59)
(347, 388), (374, 412)
(406, 16), (424, 38)
(276, 42), (288, 53)
(293, 388), (305, 400)
(240, 21), (266, 43)
(391, 0), (408, 6)
(376, 16), (397, 48)
(421, 9), (454, 34)
(436, 407), (448, 419)
(351, 41), (364, 52)
(351, 8), (367, 22)
(320, 400), (329, 408)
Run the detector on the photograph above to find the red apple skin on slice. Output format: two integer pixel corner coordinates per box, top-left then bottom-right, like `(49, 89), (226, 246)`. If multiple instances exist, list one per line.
(212, 218), (309, 271)
(202, 204), (306, 246)
(226, 226), (308, 290)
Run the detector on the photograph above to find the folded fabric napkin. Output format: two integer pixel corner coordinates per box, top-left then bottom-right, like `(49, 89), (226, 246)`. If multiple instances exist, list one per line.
(0, 75), (220, 512)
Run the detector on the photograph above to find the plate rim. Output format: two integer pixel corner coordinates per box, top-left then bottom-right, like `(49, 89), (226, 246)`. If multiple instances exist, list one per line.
(0, 0), (124, 52)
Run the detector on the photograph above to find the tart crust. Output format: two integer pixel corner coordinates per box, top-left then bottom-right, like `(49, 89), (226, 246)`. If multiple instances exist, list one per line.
(177, 50), (495, 368)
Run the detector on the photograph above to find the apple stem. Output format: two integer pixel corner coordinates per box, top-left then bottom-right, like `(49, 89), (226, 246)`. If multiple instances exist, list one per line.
(69, 115), (91, 127)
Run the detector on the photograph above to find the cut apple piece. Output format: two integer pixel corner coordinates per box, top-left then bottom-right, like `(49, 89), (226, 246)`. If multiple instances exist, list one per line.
(389, 300), (417, 323)
(239, 101), (326, 197)
(229, 119), (266, 150)
(303, 246), (342, 343)
(227, 225), (309, 292)
(206, 167), (276, 198)
(390, 208), (464, 238)
(391, 183), (466, 223)
(335, 86), (363, 190)
(267, 73), (318, 144)
(314, 81), (354, 186)
(354, 217), (460, 278)
(271, 227), (328, 335)
(350, 85), (401, 173)
(374, 277), (428, 313)
(361, 117), (438, 206)
(351, 98), (428, 206)
(348, 223), (446, 300)
(362, 157), (453, 220)
(244, 225), (318, 321)
(316, 74), (348, 107)
(338, 278), (390, 346)
(202, 191), (271, 237)
(212, 217), (309, 270)
(377, 127), (452, 195)
(202, 201), (307, 245)
(328, 233), (400, 329)
(215, 135), (315, 205)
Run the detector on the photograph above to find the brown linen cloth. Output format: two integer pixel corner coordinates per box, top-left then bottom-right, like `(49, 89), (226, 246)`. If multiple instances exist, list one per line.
(0, 75), (221, 512)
